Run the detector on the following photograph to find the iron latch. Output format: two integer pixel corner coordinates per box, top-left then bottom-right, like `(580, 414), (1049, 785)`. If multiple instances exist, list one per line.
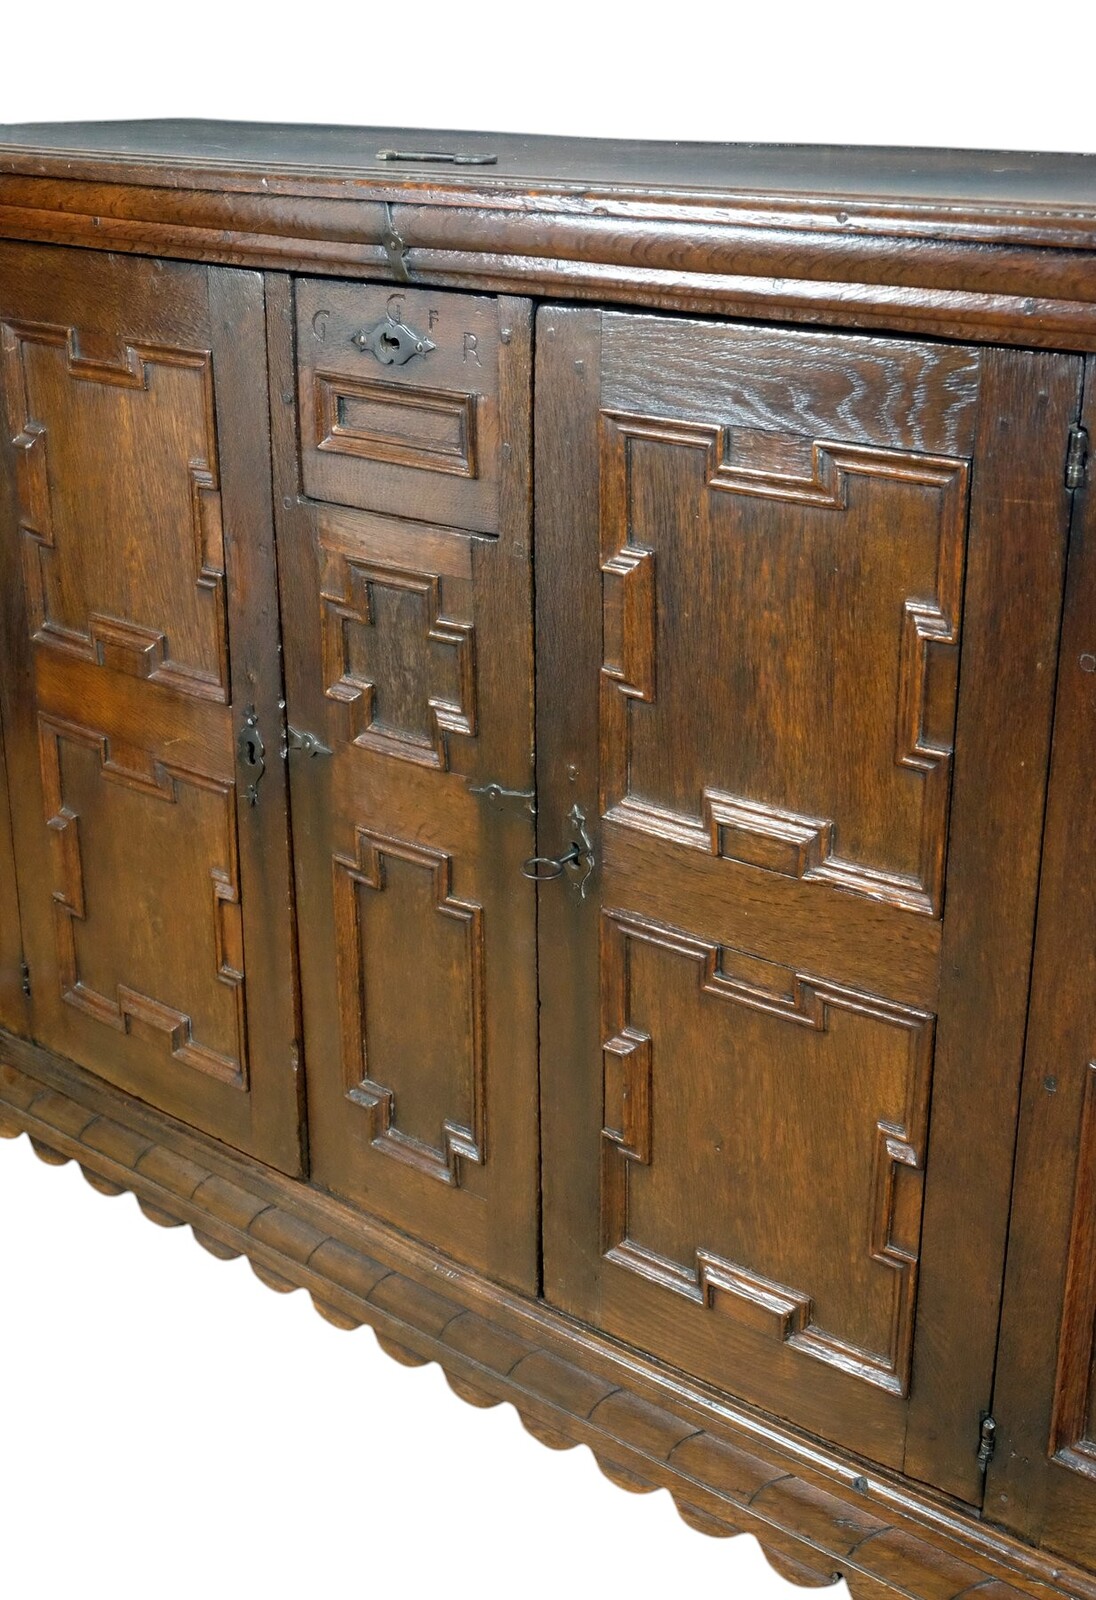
(286, 726), (332, 758)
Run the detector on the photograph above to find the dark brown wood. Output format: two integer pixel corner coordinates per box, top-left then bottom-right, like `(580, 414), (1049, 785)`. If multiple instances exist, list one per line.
(0, 120), (1094, 1600)
(986, 354), (1096, 1571)
(0, 701), (26, 1036)
(3, 1036), (1096, 1600)
(0, 240), (302, 1172)
(2, 124), (1096, 348)
(535, 305), (1079, 1499)
(268, 274), (539, 1290)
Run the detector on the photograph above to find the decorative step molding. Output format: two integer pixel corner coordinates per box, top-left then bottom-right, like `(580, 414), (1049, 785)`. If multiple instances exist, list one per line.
(1, 1030), (1091, 1600)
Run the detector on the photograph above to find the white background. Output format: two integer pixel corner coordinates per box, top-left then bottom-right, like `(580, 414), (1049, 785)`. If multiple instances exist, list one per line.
(1, 6), (1093, 1599)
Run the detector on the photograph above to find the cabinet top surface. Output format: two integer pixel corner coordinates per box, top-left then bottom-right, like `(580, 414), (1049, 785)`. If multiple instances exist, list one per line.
(1, 119), (1094, 219)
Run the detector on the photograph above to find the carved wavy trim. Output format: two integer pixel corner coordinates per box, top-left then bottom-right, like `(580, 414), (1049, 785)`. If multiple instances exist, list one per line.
(0, 1045), (1089, 1600)
(37, 715), (247, 1088)
(600, 909), (935, 1395)
(331, 829), (487, 1185)
(598, 411), (969, 917)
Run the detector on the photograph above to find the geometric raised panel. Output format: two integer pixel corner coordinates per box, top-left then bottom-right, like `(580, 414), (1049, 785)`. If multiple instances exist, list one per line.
(320, 542), (476, 768)
(332, 829), (486, 1186)
(1, 320), (229, 700)
(599, 413), (969, 916)
(601, 908), (934, 1394)
(37, 714), (247, 1087)
(313, 372), (479, 479)
(1051, 1062), (1096, 1478)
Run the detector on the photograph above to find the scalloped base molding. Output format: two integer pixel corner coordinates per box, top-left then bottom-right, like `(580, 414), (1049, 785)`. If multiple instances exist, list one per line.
(1, 1030), (1091, 1600)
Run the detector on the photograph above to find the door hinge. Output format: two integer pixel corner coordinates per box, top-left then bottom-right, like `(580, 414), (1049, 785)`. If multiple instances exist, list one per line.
(1066, 424), (1089, 490)
(20, 959), (31, 999)
(977, 1414), (997, 1473)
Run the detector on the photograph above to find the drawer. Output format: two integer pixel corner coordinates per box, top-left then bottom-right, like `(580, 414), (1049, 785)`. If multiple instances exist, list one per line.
(295, 279), (506, 534)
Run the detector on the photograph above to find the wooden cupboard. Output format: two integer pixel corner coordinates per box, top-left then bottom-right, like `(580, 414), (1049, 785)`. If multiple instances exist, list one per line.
(0, 121), (1095, 1600)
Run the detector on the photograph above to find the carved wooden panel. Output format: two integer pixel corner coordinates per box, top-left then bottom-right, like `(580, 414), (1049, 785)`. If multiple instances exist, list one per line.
(296, 280), (505, 534)
(1, 319), (229, 701)
(539, 308), (1077, 1491)
(332, 829), (485, 1186)
(38, 714), (246, 1087)
(601, 909), (932, 1396)
(0, 245), (303, 1173)
(320, 535), (476, 768)
(599, 412), (968, 917)
(276, 291), (538, 1289)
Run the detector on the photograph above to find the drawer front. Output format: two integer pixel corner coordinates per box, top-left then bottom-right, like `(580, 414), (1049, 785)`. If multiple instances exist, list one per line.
(296, 280), (505, 534)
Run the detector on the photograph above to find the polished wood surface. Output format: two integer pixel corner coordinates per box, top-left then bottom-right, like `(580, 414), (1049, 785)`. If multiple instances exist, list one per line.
(0, 121), (1094, 1599)
(0, 241), (302, 1172)
(535, 305), (1079, 1498)
(1, 120), (1095, 219)
(2, 124), (1096, 350)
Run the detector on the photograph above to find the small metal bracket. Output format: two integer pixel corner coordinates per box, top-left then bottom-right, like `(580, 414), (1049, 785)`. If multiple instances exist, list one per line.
(286, 726), (332, 759)
(20, 959), (31, 999)
(381, 201), (411, 284)
(470, 781), (537, 816)
(977, 1414), (997, 1473)
(376, 148), (499, 167)
(237, 706), (265, 806)
(352, 313), (435, 367)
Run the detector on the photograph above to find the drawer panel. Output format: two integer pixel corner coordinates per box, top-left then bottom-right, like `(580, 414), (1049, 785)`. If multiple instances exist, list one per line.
(296, 279), (505, 533)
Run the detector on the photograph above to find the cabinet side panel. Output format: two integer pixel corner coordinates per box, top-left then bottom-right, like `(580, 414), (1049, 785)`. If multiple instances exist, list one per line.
(0, 685), (26, 1034)
(987, 355), (1096, 1573)
(903, 347), (1082, 1500)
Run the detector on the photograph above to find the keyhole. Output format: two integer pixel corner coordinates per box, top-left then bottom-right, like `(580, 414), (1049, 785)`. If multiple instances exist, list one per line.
(381, 331), (401, 350)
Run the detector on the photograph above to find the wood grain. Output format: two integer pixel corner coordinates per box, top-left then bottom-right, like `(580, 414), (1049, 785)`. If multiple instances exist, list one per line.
(1, 1036), (1094, 1600)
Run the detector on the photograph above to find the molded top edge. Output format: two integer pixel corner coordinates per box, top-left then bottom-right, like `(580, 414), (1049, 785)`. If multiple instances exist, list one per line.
(1, 119), (1095, 222)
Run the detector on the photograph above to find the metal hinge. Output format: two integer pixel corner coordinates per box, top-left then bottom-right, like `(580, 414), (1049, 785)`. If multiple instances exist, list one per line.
(977, 1414), (997, 1473)
(20, 959), (30, 999)
(1066, 425), (1089, 490)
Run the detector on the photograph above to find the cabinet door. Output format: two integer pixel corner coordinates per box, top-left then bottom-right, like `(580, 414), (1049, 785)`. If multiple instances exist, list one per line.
(536, 306), (1079, 1499)
(0, 243), (302, 1174)
(986, 361), (1096, 1571)
(271, 279), (539, 1292)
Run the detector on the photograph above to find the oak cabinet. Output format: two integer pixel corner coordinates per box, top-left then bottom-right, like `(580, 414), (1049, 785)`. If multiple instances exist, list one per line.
(1, 121), (1095, 1600)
